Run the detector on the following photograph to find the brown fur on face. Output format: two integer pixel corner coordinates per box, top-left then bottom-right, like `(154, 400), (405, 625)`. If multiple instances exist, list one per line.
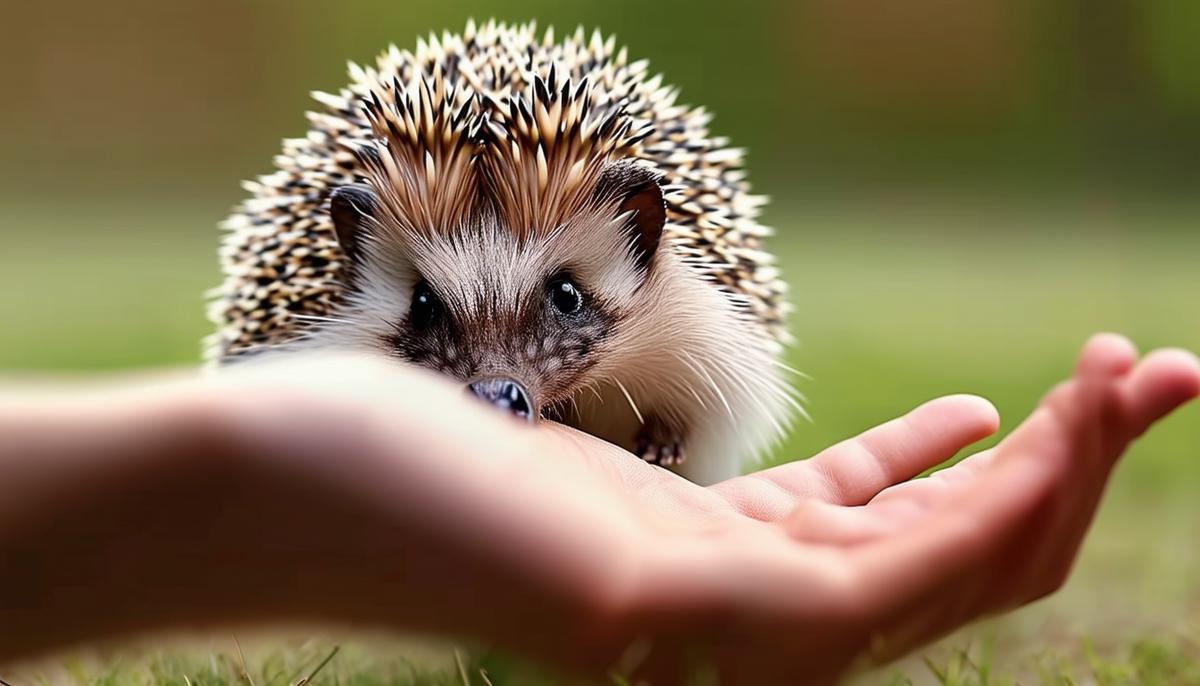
(338, 183), (653, 416)
(378, 238), (617, 413)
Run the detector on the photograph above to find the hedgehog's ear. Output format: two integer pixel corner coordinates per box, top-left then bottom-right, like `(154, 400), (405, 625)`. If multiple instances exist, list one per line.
(329, 183), (379, 262)
(594, 161), (666, 271)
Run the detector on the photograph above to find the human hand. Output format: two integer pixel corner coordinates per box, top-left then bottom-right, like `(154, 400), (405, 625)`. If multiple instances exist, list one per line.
(191, 334), (1197, 685)
(2, 335), (1194, 686)
(544, 333), (1198, 684)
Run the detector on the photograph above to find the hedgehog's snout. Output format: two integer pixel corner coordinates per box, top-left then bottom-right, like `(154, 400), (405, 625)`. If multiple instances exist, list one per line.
(466, 378), (535, 423)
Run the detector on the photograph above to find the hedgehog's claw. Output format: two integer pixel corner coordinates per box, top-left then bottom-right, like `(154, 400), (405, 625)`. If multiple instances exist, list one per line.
(645, 441), (686, 467)
(635, 422), (687, 467)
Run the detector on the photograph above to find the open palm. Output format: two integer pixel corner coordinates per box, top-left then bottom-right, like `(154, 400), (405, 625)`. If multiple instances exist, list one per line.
(523, 334), (1200, 684)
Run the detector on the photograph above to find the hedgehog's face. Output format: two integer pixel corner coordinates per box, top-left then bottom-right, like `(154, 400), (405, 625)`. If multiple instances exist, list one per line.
(327, 160), (666, 421)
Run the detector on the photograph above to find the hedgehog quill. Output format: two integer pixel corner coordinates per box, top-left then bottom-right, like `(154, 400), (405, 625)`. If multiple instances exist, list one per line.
(209, 20), (800, 484)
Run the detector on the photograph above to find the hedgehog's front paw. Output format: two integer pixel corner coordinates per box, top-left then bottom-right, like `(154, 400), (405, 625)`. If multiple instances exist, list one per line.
(635, 420), (687, 467)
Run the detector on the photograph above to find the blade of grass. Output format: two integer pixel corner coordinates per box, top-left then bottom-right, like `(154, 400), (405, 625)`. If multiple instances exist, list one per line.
(454, 649), (471, 686)
(293, 645), (339, 686)
(233, 636), (256, 686)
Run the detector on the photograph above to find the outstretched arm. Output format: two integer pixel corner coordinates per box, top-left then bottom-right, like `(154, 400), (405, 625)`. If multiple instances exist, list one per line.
(0, 335), (1196, 685)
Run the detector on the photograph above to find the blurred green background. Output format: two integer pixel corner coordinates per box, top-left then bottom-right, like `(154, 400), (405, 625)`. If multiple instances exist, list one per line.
(1, 0), (1197, 682)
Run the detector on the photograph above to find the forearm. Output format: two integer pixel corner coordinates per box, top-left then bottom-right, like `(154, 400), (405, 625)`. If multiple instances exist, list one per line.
(0, 379), (254, 659)
(0, 373), (628, 669)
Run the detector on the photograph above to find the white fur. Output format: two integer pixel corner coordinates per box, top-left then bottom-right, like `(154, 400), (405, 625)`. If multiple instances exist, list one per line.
(294, 209), (794, 485)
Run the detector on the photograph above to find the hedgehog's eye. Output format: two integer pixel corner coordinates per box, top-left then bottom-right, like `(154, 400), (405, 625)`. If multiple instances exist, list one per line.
(410, 280), (441, 329)
(548, 274), (583, 315)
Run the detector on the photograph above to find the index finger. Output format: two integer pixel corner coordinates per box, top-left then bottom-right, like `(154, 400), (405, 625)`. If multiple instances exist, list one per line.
(713, 395), (999, 519)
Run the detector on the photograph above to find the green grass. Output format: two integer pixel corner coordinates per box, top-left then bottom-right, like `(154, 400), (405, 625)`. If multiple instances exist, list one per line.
(1, 201), (1198, 684)
(6, 629), (1200, 685)
(883, 631), (1200, 685)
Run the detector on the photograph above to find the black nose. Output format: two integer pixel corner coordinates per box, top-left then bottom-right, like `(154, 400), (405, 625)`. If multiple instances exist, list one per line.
(467, 378), (534, 422)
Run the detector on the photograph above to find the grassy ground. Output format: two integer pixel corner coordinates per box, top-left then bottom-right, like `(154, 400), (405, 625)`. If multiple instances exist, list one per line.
(7, 631), (1200, 685)
(1, 201), (1198, 684)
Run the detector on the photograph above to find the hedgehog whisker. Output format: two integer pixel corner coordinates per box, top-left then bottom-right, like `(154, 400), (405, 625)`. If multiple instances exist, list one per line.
(677, 349), (735, 423)
(666, 352), (710, 412)
(586, 380), (605, 405)
(612, 377), (645, 425)
(706, 349), (784, 437)
(679, 377), (709, 412)
(770, 358), (812, 381)
(736, 348), (809, 425)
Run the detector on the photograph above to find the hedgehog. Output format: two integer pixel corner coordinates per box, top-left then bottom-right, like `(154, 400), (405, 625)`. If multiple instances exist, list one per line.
(207, 20), (799, 484)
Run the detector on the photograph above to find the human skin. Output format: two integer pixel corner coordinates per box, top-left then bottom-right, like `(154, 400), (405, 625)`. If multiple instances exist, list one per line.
(0, 334), (1196, 685)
